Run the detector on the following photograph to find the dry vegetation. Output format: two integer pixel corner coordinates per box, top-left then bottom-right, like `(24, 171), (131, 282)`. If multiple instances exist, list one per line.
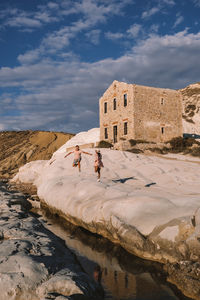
(97, 137), (200, 157)
(0, 130), (74, 178)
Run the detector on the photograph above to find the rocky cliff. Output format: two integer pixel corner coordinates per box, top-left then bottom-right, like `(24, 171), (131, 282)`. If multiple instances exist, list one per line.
(180, 82), (200, 135)
(0, 131), (74, 179)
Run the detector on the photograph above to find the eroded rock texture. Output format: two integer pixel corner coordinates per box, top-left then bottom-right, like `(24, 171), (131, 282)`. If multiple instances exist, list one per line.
(0, 182), (103, 300)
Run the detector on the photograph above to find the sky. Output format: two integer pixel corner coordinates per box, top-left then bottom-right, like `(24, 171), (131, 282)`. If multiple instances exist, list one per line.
(0, 0), (200, 133)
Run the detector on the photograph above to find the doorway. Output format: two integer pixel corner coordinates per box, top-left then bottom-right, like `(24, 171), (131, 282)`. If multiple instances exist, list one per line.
(113, 125), (118, 143)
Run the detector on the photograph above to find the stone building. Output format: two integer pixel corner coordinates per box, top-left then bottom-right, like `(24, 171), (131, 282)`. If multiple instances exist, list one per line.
(99, 80), (183, 143)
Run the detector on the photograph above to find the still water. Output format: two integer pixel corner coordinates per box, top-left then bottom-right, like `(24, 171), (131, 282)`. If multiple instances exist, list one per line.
(34, 208), (191, 300)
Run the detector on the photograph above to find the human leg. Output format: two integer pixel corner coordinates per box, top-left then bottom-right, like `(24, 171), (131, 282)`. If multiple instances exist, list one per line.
(97, 167), (101, 179)
(78, 161), (81, 172)
(73, 159), (78, 167)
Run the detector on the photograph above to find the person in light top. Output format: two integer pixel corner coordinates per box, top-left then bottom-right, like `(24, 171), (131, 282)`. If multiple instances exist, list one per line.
(64, 145), (92, 172)
(94, 149), (104, 181)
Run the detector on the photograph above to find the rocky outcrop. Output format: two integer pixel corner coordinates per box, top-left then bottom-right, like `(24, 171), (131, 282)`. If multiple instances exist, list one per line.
(179, 82), (200, 135)
(11, 128), (200, 299)
(0, 181), (103, 300)
(0, 131), (74, 178)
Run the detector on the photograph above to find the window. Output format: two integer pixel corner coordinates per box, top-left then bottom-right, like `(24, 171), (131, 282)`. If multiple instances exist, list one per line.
(161, 127), (164, 134)
(113, 98), (117, 110)
(161, 98), (164, 105)
(104, 128), (108, 139)
(124, 122), (128, 135)
(104, 102), (107, 113)
(113, 125), (117, 143)
(124, 94), (127, 107)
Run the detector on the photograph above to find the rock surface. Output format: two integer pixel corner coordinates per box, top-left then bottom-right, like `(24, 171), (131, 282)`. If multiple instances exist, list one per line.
(13, 139), (200, 299)
(180, 82), (200, 135)
(0, 131), (74, 178)
(0, 181), (103, 300)
(12, 129), (200, 265)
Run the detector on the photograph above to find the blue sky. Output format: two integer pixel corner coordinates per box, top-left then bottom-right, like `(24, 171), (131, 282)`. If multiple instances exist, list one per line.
(0, 0), (200, 132)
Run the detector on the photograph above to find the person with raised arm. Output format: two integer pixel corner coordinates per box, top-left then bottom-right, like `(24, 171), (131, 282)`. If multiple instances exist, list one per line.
(65, 145), (92, 172)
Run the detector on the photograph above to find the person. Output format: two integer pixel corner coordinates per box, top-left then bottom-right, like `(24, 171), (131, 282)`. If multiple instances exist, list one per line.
(94, 150), (104, 181)
(64, 145), (92, 172)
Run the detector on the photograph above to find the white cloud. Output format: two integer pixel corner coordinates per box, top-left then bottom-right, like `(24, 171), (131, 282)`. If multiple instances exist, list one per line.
(105, 31), (124, 40)
(149, 24), (159, 33)
(47, 2), (60, 10)
(173, 14), (184, 28)
(192, 0), (200, 6)
(1, 30), (200, 132)
(141, 0), (176, 21)
(1, 0), (131, 32)
(86, 29), (101, 45)
(13, 0), (131, 57)
(17, 49), (41, 65)
(127, 24), (142, 38)
(105, 23), (158, 43)
(142, 7), (160, 19)
(161, 0), (175, 5)
(6, 15), (42, 29)
(1, 5), (59, 31)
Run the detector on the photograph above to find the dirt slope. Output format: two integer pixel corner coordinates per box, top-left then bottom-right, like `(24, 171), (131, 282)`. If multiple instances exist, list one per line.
(0, 131), (74, 178)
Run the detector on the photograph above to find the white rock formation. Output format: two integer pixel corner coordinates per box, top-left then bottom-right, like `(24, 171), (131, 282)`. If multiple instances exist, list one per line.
(54, 128), (100, 155)
(12, 128), (200, 264)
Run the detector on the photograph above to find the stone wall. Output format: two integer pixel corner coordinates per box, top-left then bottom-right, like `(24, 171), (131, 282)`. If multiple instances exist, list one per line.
(99, 81), (134, 143)
(133, 85), (183, 142)
(99, 80), (183, 143)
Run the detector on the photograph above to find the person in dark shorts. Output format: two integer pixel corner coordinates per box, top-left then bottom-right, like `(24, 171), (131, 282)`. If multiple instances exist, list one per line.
(65, 145), (92, 172)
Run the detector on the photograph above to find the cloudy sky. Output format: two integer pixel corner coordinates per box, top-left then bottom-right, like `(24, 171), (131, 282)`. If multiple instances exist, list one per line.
(0, 0), (200, 132)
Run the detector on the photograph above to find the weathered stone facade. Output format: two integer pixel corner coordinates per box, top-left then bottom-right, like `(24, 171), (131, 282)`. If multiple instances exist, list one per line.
(99, 80), (183, 143)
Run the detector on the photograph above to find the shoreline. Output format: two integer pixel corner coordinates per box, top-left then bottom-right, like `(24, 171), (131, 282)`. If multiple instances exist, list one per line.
(11, 145), (200, 300)
(0, 180), (103, 300)
(10, 180), (200, 300)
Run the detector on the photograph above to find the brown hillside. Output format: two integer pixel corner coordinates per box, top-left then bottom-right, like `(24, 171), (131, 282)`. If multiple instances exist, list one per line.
(0, 131), (74, 179)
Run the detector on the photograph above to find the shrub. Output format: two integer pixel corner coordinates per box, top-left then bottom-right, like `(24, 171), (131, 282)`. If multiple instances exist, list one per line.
(135, 139), (152, 144)
(149, 147), (167, 154)
(129, 139), (137, 146)
(97, 140), (113, 148)
(168, 136), (195, 151)
(129, 139), (153, 146)
(191, 147), (200, 157)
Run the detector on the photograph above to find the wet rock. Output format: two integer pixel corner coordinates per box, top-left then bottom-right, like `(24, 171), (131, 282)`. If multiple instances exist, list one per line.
(0, 183), (103, 300)
(165, 261), (200, 300)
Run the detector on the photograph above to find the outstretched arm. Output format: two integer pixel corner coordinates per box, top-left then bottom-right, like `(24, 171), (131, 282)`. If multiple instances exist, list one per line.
(82, 151), (92, 156)
(64, 151), (73, 158)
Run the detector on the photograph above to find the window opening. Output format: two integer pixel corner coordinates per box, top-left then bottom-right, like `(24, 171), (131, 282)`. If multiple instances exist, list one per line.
(113, 98), (117, 110)
(113, 125), (118, 143)
(104, 102), (107, 113)
(124, 122), (128, 135)
(124, 94), (127, 107)
(104, 128), (108, 139)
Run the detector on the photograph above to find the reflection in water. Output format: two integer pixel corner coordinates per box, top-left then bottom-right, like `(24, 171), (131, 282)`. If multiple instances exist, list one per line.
(94, 265), (102, 283)
(35, 207), (191, 300)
